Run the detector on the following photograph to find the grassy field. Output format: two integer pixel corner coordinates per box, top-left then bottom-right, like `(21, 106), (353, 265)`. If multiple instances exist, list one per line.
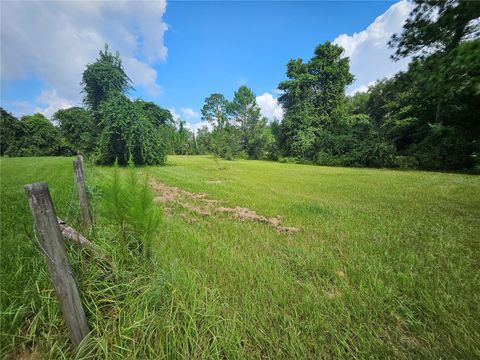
(1, 156), (479, 358)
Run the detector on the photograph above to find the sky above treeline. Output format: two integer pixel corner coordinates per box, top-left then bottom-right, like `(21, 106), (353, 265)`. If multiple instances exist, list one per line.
(1, 0), (413, 131)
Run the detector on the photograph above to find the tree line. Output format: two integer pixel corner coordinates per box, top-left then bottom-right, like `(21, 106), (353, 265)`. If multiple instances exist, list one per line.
(1, 0), (479, 171)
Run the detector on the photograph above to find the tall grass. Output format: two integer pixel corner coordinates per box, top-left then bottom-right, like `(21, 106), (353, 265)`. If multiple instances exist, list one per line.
(1, 156), (479, 358)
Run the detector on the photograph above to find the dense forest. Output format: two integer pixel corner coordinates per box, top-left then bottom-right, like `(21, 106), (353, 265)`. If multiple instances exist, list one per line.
(1, 0), (479, 171)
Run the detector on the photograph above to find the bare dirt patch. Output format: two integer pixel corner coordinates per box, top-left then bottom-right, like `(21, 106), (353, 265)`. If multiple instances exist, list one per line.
(148, 178), (301, 234)
(216, 206), (301, 234)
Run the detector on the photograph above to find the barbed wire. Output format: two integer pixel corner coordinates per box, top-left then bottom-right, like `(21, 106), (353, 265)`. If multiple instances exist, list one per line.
(30, 222), (76, 279)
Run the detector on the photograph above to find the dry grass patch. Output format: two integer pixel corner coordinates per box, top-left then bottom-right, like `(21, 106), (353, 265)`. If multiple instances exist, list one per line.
(149, 178), (301, 234)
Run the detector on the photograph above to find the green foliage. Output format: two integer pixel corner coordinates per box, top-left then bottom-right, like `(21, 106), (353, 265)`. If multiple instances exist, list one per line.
(5, 113), (69, 156)
(278, 42), (354, 160)
(81, 44), (132, 111)
(194, 126), (213, 155)
(135, 100), (174, 128)
(201, 93), (229, 129)
(389, 0), (480, 59)
(201, 93), (241, 159)
(394, 156), (419, 170)
(100, 159), (161, 257)
(96, 94), (166, 165)
(53, 107), (95, 154)
(172, 120), (194, 155)
(210, 124), (241, 160)
(230, 85), (271, 159)
(0, 108), (22, 155)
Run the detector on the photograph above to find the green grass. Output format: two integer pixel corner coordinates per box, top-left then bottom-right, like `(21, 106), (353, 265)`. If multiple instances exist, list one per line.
(1, 155), (479, 358)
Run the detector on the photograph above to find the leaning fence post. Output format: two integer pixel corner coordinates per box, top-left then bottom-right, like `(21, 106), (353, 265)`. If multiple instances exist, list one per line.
(74, 158), (91, 227)
(24, 183), (90, 347)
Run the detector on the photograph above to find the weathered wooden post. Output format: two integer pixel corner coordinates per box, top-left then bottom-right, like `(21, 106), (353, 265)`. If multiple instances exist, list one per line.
(74, 157), (91, 227)
(24, 183), (90, 347)
(77, 152), (84, 169)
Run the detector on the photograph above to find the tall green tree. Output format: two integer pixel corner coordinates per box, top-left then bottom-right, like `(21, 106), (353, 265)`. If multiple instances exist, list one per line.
(81, 44), (132, 111)
(278, 42), (354, 159)
(385, 0), (480, 170)
(53, 107), (95, 154)
(229, 85), (270, 159)
(201, 93), (229, 130)
(201, 93), (240, 159)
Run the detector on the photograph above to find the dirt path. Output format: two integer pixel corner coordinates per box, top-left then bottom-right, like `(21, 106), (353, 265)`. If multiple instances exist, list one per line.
(148, 178), (301, 234)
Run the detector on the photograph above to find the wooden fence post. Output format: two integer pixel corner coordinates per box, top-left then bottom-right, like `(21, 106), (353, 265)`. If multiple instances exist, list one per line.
(77, 152), (84, 169)
(24, 183), (90, 347)
(74, 158), (91, 227)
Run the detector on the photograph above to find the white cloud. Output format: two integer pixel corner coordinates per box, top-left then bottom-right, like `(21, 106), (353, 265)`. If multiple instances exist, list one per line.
(169, 108), (181, 123)
(348, 80), (378, 96)
(256, 92), (283, 121)
(125, 58), (163, 97)
(1, 1), (168, 111)
(185, 121), (212, 135)
(33, 89), (75, 119)
(333, 0), (414, 94)
(9, 90), (76, 119)
(180, 107), (199, 119)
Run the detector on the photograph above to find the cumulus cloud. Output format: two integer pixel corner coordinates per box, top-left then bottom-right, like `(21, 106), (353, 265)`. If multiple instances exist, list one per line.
(125, 58), (163, 97)
(34, 89), (75, 119)
(181, 107), (199, 119)
(1, 1), (168, 111)
(256, 92), (283, 121)
(9, 90), (75, 119)
(333, 0), (414, 95)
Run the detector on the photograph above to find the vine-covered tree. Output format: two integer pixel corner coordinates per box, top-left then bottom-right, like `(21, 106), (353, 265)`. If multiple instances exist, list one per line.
(81, 44), (132, 111)
(96, 94), (166, 165)
(5, 114), (68, 156)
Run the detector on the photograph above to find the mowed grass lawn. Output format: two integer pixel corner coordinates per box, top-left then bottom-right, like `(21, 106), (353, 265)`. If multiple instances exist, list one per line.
(1, 155), (479, 358)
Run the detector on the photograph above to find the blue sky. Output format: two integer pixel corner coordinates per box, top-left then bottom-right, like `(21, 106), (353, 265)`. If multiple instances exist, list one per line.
(1, 1), (413, 130)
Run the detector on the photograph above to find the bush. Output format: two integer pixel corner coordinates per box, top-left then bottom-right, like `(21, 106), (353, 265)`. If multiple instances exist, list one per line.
(278, 156), (297, 164)
(314, 151), (344, 166)
(394, 156), (419, 169)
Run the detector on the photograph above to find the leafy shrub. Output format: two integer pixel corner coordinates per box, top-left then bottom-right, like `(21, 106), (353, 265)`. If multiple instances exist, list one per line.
(394, 156), (419, 169)
(278, 156), (297, 164)
(355, 137), (396, 167)
(314, 151), (344, 166)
